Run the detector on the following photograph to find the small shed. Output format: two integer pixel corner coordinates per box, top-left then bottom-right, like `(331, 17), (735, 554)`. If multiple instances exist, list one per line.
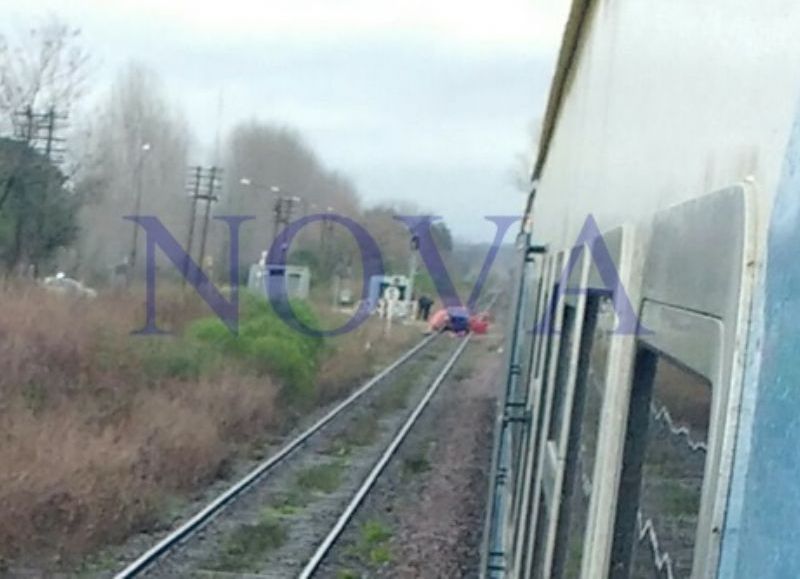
(248, 263), (311, 300)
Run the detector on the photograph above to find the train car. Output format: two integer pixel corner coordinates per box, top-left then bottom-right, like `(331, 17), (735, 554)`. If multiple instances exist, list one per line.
(482, 2), (800, 578)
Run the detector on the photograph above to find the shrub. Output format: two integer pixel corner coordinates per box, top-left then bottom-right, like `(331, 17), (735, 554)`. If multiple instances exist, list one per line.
(187, 293), (323, 406)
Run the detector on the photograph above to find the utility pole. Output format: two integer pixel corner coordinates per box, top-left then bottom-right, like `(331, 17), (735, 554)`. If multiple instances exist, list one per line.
(7, 106), (68, 214)
(45, 108), (55, 158)
(319, 206), (334, 276)
(272, 194), (300, 261)
(273, 195), (299, 241)
(12, 106), (68, 162)
(239, 179), (283, 256)
(128, 142), (152, 280)
(197, 166), (222, 284)
(183, 166), (203, 286)
(407, 233), (420, 310)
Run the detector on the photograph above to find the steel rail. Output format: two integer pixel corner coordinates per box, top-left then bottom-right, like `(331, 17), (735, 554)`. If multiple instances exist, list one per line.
(114, 333), (437, 579)
(298, 334), (472, 578)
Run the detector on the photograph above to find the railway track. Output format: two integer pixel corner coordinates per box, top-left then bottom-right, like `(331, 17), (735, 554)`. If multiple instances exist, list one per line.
(113, 331), (471, 578)
(298, 335), (472, 578)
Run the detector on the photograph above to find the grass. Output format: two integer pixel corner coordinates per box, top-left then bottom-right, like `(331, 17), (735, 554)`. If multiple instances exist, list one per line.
(348, 519), (393, 568)
(209, 509), (288, 572)
(295, 461), (346, 494)
(74, 550), (117, 578)
(329, 414), (382, 455)
(373, 371), (417, 414)
(274, 487), (312, 510)
(270, 503), (301, 517)
(0, 282), (418, 568)
(0, 286), (280, 563)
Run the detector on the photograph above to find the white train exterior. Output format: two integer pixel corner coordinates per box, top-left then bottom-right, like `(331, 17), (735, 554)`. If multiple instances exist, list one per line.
(484, 2), (800, 578)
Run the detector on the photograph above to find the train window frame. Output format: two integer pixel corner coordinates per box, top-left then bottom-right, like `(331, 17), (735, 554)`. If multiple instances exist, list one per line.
(610, 304), (722, 579)
(506, 254), (548, 548)
(579, 225), (639, 579)
(534, 225), (640, 579)
(607, 185), (756, 579)
(524, 245), (593, 578)
(513, 251), (559, 576)
(518, 250), (570, 578)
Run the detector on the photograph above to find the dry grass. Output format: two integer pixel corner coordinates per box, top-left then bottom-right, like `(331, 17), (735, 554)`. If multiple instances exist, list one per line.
(0, 285), (278, 566)
(314, 312), (419, 403)
(0, 284), (418, 568)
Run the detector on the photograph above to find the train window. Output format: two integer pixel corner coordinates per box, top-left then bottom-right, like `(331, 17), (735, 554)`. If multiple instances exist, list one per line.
(556, 295), (614, 578)
(548, 303), (577, 441)
(520, 268), (546, 389)
(611, 345), (712, 579)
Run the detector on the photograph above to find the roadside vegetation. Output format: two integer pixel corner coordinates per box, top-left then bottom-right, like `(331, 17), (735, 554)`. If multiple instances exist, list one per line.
(0, 282), (416, 569)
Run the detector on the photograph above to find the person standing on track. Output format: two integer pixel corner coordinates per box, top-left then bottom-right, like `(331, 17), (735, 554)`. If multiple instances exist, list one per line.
(417, 294), (434, 321)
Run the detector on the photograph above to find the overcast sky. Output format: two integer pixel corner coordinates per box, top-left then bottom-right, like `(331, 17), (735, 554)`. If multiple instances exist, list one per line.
(1, 0), (569, 241)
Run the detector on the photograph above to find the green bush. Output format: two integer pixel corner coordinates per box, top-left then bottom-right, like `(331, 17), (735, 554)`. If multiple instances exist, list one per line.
(186, 293), (324, 405)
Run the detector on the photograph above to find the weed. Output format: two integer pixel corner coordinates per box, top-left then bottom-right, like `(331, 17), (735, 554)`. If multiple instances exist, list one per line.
(270, 503), (301, 517)
(348, 519), (393, 568)
(295, 461), (345, 494)
(324, 438), (353, 458)
(373, 372), (417, 414)
(210, 510), (287, 572)
(339, 414), (381, 449)
(275, 488), (311, 509)
(369, 544), (392, 565)
(361, 519), (392, 545)
(337, 570), (360, 579)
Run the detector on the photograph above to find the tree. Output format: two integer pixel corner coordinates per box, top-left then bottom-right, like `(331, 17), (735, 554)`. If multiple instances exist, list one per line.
(221, 121), (360, 275)
(0, 17), (90, 187)
(0, 18), (90, 129)
(0, 138), (80, 274)
(74, 63), (190, 280)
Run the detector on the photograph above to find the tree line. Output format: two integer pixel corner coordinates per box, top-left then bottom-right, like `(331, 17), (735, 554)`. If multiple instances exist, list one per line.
(0, 17), (453, 288)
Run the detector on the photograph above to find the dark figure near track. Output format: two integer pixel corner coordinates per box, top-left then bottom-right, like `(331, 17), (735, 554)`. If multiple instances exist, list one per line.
(417, 295), (434, 321)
